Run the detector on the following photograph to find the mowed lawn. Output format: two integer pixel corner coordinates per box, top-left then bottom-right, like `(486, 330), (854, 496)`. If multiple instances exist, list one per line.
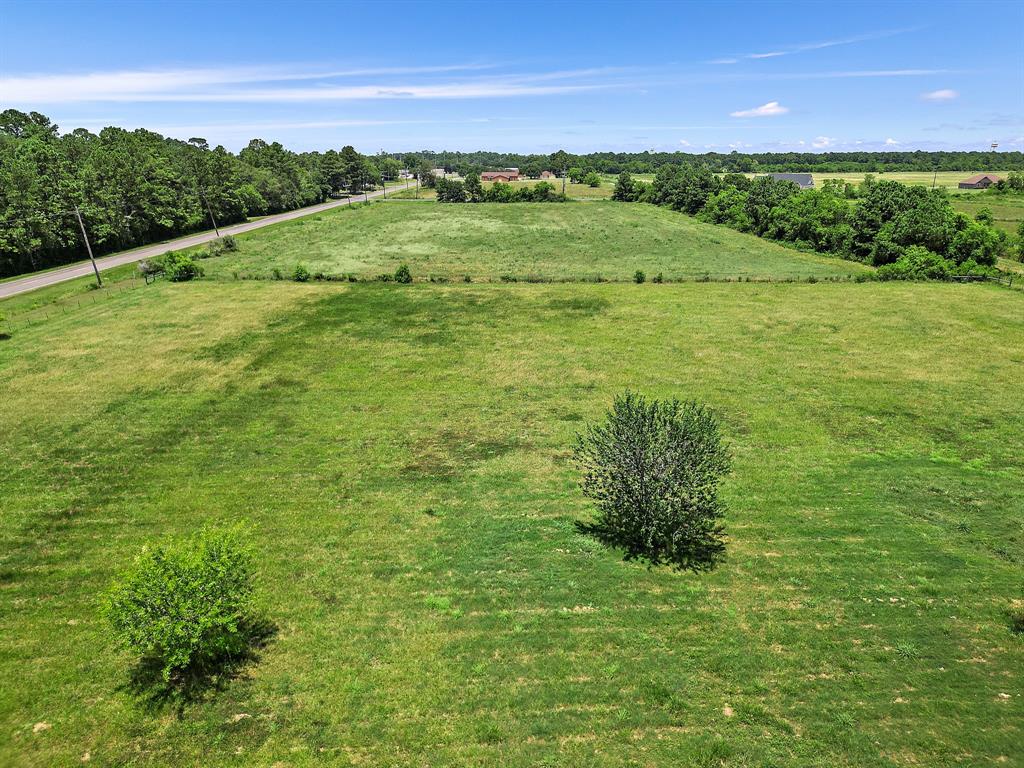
(1, 279), (1022, 767)
(201, 201), (866, 282)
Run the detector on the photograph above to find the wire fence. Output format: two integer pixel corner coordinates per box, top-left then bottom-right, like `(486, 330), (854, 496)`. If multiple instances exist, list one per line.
(2, 266), (1019, 339)
(0, 277), (150, 334)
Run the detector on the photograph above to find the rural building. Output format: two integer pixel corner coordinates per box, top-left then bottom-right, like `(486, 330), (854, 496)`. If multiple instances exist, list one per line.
(958, 173), (1002, 189)
(481, 170), (521, 182)
(761, 172), (815, 189)
(431, 168), (447, 178)
(540, 170), (556, 179)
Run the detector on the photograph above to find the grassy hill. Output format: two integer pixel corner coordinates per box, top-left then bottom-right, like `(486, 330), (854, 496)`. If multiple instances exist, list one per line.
(2, 278), (1021, 767)
(200, 201), (867, 282)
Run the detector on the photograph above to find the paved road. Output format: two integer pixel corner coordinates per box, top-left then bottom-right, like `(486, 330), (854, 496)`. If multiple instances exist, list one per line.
(0, 183), (414, 300)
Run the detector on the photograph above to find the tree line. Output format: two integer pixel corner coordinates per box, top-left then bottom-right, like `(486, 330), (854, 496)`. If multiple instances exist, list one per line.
(0, 110), (405, 278)
(612, 167), (1020, 279)
(388, 148), (1024, 177)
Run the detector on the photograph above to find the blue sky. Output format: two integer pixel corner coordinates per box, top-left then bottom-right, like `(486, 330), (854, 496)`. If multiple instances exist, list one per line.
(1, 0), (1021, 154)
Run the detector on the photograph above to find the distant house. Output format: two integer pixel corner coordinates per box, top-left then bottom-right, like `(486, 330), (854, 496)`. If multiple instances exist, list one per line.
(958, 174), (1002, 189)
(481, 170), (521, 182)
(431, 168), (448, 178)
(540, 170), (556, 179)
(761, 172), (815, 190)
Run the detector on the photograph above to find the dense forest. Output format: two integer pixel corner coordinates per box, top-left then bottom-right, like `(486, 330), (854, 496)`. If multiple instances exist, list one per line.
(2, 110), (1023, 278)
(0, 110), (398, 278)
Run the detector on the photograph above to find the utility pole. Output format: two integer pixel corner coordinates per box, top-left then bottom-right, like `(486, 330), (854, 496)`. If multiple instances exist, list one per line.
(74, 205), (103, 287)
(200, 187), (220, 237)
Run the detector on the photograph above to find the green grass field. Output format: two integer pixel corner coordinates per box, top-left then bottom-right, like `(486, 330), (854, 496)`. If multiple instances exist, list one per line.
(199, 201), (865, 282)
(391, 179), (612, 200)
(811, 171), (1017, 192)
(1, 277), (1022, 767)
(949, 195), (1024, 235)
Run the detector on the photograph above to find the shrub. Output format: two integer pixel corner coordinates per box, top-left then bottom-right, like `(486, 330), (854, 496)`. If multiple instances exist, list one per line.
(272, 267), (283, 281)
(220, 235), (238, 252)
(652, 272), (664, 284)
(163, 252), (203, 282)
(292, 264), (311, 282)
(634, 270), (646, 284)
(102, 527), (257, 682)
(573, 392), (731, 571)
(394, 264), (412, 283)
(584, 172), (602, 188)
(1008, 603), (1024, 635)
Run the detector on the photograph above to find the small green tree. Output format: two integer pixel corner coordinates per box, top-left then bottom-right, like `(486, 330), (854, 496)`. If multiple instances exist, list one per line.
(633, 269), (646, 283)
(436, 177), (467, 203)
(394, 263), (412, 283)
(103, 527), (257, 682)
(574, 392), (731, 571)
(612, 171), (638, 202)
(584, 172), (602, 188)
(292, 264), (311, 282)
(464, 172), (484, 202)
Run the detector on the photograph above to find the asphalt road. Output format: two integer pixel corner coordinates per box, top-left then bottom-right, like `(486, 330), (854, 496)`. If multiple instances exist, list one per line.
(0, 183), (414, 300)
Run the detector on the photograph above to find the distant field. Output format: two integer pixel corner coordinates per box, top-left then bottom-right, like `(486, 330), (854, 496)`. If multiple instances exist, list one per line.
(811, 171), (1018, 192)
(196, 201), (865, 282)
(949, 195), (1024, 234)
(2, 279), (1021, 767)
(391, 179), (612, 200)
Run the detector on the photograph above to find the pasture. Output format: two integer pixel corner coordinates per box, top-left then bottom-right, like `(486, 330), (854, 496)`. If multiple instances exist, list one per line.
(811, 171), (1017, 192)
(391, 178), (613, 200)
(949, 195), (1024, 235)
(1, 276), (1022, 767)
(198, 201), (865, 282)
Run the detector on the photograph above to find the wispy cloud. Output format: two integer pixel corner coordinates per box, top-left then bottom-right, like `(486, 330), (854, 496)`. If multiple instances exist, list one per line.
(712, 28), (914, 64)
(730, 101), (789, 118)
(885, 137), (900, 145)
(921, 88), (958, 101)
(0, 64), (618, 104)
(707, 69), (958, 83)
(812, 136), (836, 148)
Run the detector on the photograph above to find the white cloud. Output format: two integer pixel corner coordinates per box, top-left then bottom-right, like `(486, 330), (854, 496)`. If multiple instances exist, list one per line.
(728, 140), (753, 149)
(678, 139), (691, 146)
(885, 137), (900, 145)
(812, 136), (836, 148)
(921, 88), (958, 101)
(730, 101), (789, 118)
(748, 51), (785, 59)
(0, 64), (619, 104)
(710, 58), (738, 65)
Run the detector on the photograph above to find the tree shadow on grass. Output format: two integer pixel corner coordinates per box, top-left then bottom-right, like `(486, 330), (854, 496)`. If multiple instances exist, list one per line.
(120, 617), (278, 714)
(575, 520), (725, 573)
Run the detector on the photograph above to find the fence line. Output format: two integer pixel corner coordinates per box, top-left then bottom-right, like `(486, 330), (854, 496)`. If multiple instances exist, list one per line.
(0, 277), (149, 333)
